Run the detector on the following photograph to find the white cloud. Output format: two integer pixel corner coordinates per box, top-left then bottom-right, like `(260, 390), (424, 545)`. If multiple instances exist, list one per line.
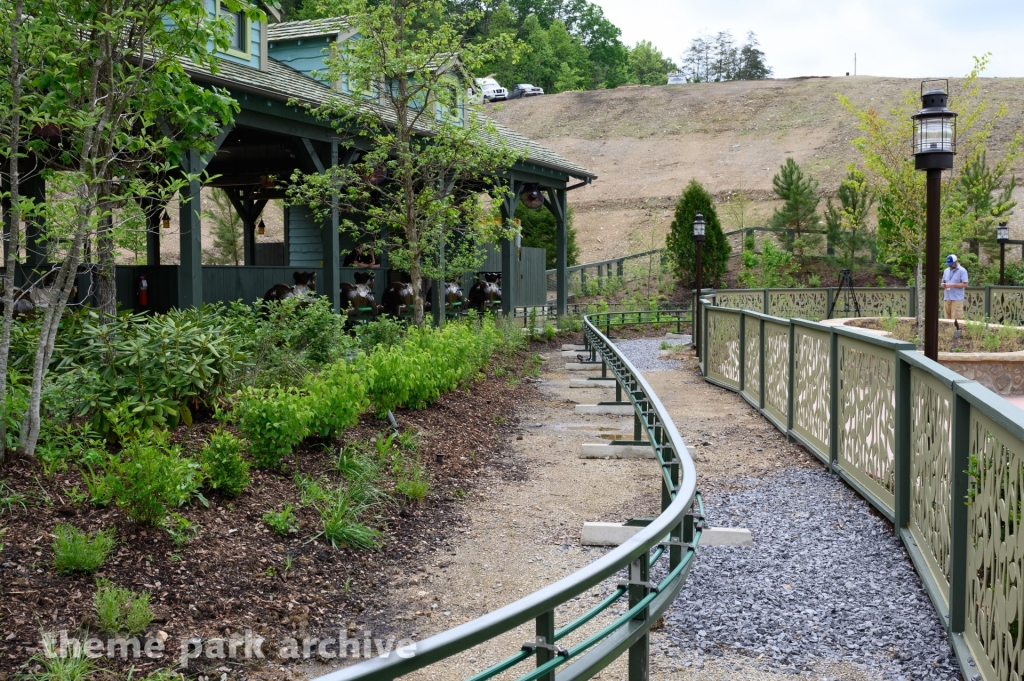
(594, 0), (1024, 78)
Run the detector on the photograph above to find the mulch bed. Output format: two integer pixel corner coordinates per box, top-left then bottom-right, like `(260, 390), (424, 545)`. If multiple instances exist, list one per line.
(0, 349), (542, 679)
(847, 317), (1024, 353)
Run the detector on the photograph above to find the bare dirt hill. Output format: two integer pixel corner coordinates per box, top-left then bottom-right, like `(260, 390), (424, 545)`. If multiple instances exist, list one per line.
(489, 76), (1024, 264)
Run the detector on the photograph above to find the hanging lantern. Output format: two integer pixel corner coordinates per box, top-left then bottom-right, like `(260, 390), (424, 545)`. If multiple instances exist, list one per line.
(260, 175), (275, 189)
(520, 183), (544, 209)
(161, 211), (171, 230)
(257, 219), (266, 236)
(911, 83), (957, 170)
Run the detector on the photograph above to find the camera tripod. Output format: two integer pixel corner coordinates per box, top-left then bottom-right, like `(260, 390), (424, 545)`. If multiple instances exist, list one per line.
(827, 269), (862, 319)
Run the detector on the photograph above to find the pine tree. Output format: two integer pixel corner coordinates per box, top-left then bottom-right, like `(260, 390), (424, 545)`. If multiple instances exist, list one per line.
(824, 168), (875, 272)
(207, 189), (244, 266)
(515, 202), (580, 269)
(770, 158), (821, 257)
(665, 179), (731, 288)
(736, 32), (772, 80)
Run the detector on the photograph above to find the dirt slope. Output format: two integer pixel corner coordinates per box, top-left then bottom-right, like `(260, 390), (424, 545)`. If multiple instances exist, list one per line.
(489, 76), (1024, 263)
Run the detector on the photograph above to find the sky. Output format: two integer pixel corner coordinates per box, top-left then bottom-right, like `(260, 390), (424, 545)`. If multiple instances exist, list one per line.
(592, 0), (1024, 79)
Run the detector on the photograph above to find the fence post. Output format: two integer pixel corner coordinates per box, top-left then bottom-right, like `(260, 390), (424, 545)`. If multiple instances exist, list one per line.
(763, 289), (770, 315)
(893, 351), (912, 531)
(534, 610), (556, 681)
(826, 288), (834, 319)
(627, 552), (650, 681)
(985, 286), (992, 320)
(948, 387), (971, 636)
(786, 321), (795, 437)
(617, 259), (624, 277)
(829, 328), (839, 471)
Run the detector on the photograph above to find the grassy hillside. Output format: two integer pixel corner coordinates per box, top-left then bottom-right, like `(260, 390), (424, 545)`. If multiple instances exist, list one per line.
(489, 76), (1024, 264)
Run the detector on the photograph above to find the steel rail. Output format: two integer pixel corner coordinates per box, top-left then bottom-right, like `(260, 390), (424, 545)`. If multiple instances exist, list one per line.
(313, 312), (699, 681)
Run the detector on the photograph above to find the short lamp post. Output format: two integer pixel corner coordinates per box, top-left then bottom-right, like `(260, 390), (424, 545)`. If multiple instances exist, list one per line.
(998, 222), (1010, 285)
(692, 212), (706, 358)
(911, 82), (957, 361)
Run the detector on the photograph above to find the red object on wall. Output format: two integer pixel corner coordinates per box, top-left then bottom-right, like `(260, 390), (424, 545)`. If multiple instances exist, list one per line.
(137, 274), (149, 307)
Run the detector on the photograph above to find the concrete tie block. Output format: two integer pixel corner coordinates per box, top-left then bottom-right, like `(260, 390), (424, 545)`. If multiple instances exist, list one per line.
(574, 404), (633, 415)
(565, 363), (603, 372)
(562, 350), (594, 358)
(580, 443), (653, 459)
(665, 333), (692, 341)
(569, 379), (615, 388)
(561, 344), (587, 351)
(580, 523), (752, 547)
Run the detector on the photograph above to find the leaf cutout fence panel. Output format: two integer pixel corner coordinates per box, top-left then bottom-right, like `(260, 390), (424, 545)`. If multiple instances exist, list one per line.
(763, 322), (790, 427)
(792, 325), (831, 461)
(966, 409), (1024, 681)
(742, 317), (761, 405)
(909, 368), (953, 606)
(706, 310), (741, 388)
(837, 335), (897, 513)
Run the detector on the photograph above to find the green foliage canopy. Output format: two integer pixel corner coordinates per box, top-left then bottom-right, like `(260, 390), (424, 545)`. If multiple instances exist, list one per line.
(515, 202), (579, 268)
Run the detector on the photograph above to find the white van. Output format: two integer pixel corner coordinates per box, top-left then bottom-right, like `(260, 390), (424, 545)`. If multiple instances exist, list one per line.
(475, 77), (508, 102)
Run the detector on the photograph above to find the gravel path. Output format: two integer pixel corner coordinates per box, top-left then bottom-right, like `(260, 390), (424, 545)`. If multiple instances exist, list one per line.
(609, 341), (963, 681)
(613, 336), (689, 371)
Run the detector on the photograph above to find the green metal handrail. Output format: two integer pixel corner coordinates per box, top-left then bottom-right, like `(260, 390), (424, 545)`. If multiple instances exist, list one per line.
(313, 313), (701, 681)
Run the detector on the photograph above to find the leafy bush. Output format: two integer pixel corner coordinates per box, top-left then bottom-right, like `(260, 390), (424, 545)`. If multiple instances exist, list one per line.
(58, 307), (245, 434)
(353, 317), (406, 353)
(52, 524), (115, 574)
(738, 235), (796, 288)
(199, 430), (250, 496)
(105, 430), (200, 525)
(305, 360), (371, 439)
(666, 179), (731, 287)
(263, 506), (299, 536)
(232, 386), (313, 469)
(94, 579), (153, 635)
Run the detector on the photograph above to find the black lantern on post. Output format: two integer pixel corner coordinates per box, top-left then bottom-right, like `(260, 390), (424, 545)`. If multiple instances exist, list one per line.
(911, 82), (957, 361)
(998, 221), (1010, 285)
(692, 212), (706, 358)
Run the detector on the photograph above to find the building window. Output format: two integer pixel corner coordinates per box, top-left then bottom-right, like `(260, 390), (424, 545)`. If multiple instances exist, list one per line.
(216, 0), (250, 59)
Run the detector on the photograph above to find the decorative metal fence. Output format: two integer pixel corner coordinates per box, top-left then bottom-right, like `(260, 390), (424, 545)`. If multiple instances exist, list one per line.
(314, 312), (702, 681)
(546, 250), (665, 301)
(713, 286), (1024, 324)
(699, 296), (1024, 681)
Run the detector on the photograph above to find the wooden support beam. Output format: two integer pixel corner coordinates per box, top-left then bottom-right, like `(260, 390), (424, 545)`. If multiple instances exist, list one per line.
(137, 196), (165, 266)
(499, 179), (523, 315)
(299, 138), (326, 175)
(197, 124), (235, 173)
(178, 149), (203, 308)
(545, 188), (568, 317)
(321, 141), (341, 312)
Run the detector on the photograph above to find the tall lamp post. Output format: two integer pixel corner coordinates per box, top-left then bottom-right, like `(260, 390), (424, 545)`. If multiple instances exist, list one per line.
(692, 212), (705, 358)
(998, 221), (1009, 285)
(912, 82), (957, 361)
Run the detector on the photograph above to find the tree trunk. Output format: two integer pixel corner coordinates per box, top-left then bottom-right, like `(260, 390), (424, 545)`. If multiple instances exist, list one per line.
(96, 209), (116, 322)
(0, 0), (24, 463)
(410, 258), (424, 326)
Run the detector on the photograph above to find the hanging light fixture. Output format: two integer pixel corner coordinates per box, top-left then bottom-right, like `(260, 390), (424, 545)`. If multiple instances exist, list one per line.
(161, 211), (171, 230)
(257, 219), (266, 236)
(520, 183), (544, 209)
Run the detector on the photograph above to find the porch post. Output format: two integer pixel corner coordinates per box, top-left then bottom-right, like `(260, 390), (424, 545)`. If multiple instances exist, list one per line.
(178, 149), (203, 308)
(500, 179), (521, 316)
(321, 141), (341, 313)
(546, 187), (568, 317)
(22, 172), (46, 273)
(139, 197), (163, 266)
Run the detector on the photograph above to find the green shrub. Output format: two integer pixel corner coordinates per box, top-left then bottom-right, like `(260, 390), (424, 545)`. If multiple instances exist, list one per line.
(106, 430), (200, 525)
(353, 317), (406, 353)
(294, 474), (332, 506)
(666, 179), (731, 287)
(263, 506), (299, 536)
(738, 236), (796, 288)
(336, 445), (377, 482)
(233, 386), (312, 469)
(58, 307), (245, 435)
(52, 524), (115, 574)
(305, 360), (371, 439)
(163, 513), (200, 547)
(199, 430), (250, 496)
(94, 579), (153, 635)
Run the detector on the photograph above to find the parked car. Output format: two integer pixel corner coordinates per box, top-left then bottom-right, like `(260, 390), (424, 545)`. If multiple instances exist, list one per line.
(508, 84), (544, 99)
(474, 77), (507, 102)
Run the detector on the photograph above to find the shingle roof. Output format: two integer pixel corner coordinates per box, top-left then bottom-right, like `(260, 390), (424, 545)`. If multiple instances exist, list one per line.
(267, 18), (350, 42)
(184, 55), (596, 181)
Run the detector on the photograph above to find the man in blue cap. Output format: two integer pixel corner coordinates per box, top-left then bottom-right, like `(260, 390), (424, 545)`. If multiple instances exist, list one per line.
(942, 254), (968, 321)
